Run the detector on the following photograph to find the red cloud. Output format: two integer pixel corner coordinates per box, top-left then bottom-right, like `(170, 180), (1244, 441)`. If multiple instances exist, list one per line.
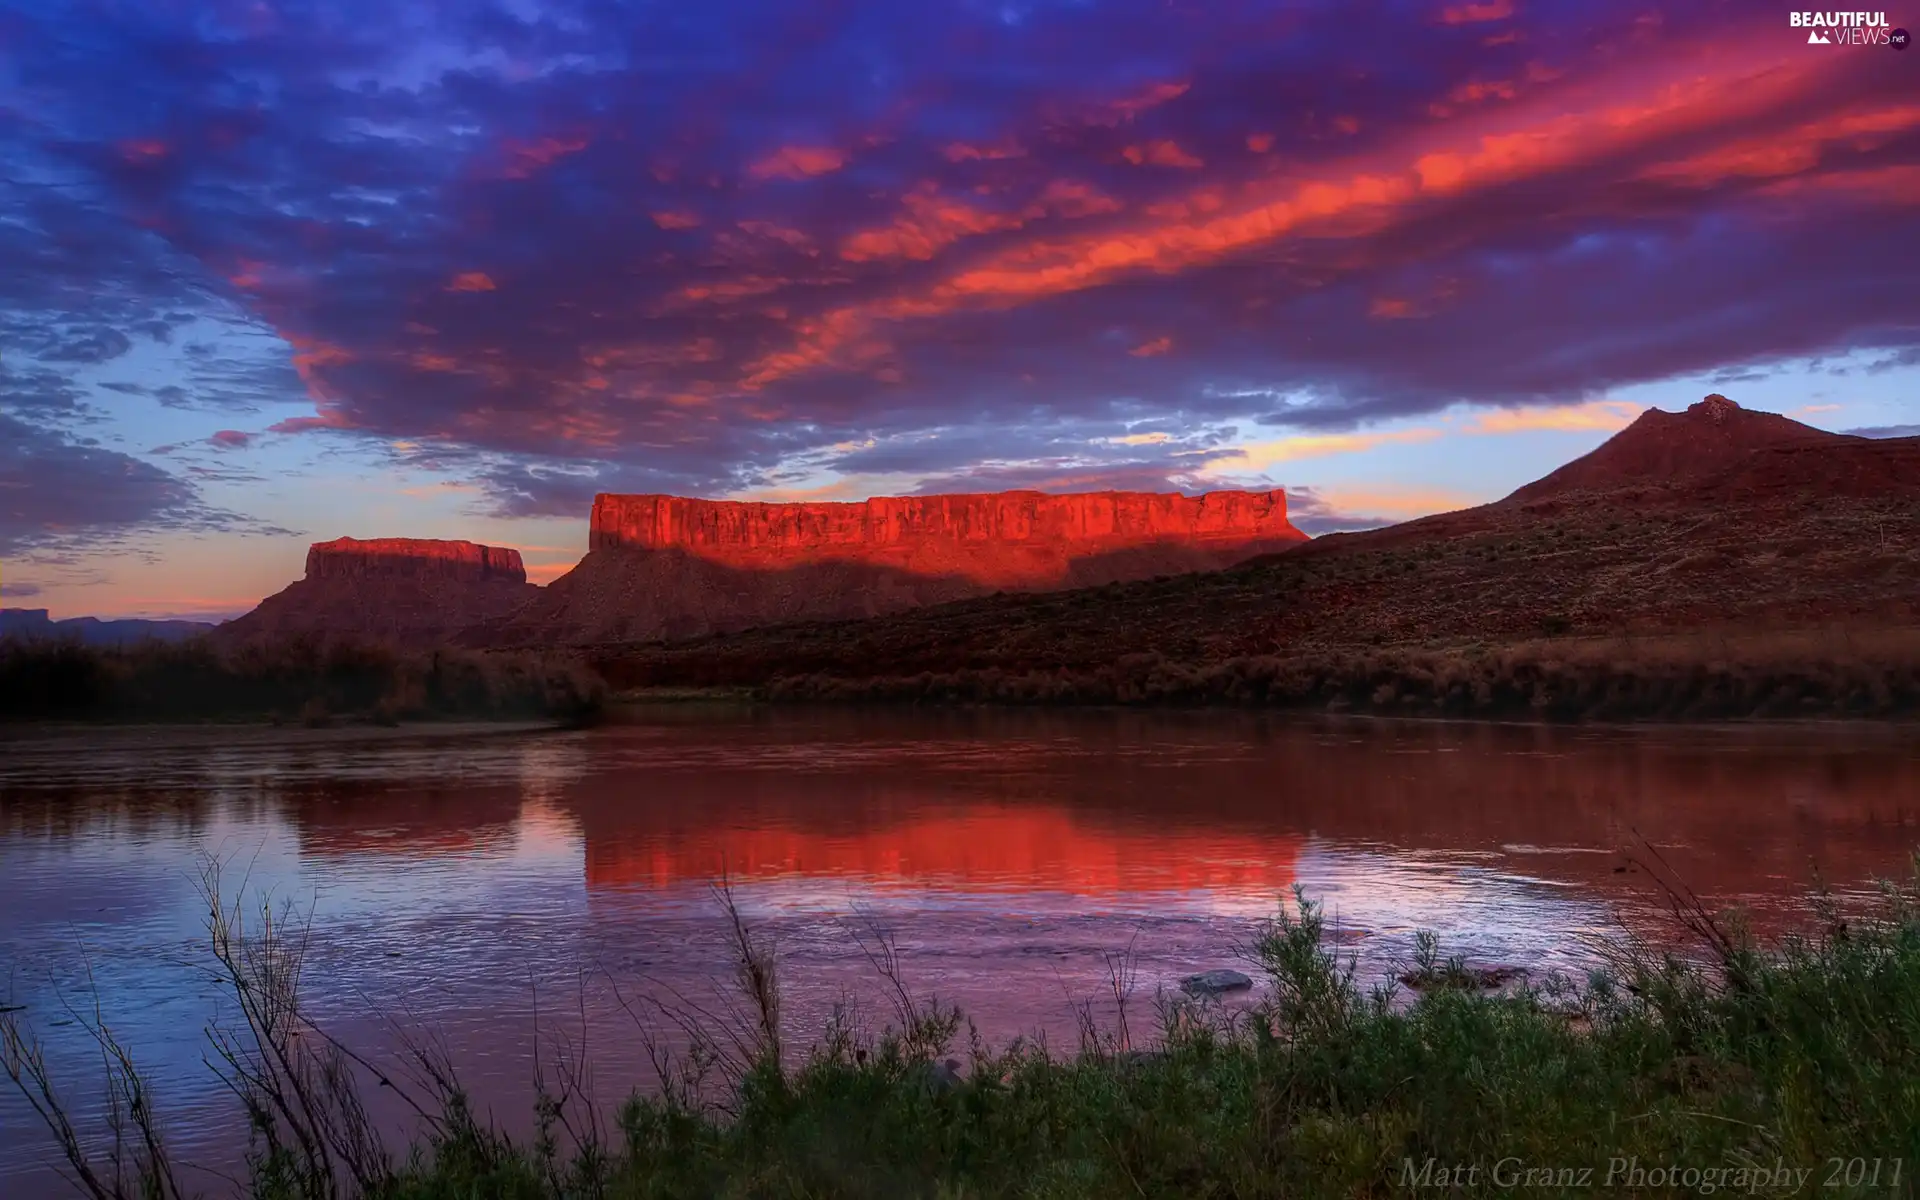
(748, 145), (848, 181)
(1079, 80), (1191, 126)
(736, 29), (1850, 388)
(1440, 0), (1514, 23)
(1121, 140), (1205, 169)
(117, 138), (170, 163)
(498, 135), (589, 179)
(208, 429), (253, 449)
(943, 140), (1026, 162)
(447, 271), (497, 292)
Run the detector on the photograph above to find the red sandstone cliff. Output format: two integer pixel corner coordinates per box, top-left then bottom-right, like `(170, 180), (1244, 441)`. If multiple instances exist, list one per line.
(486, 489), (1306, 645)
(304, 537), (528, 582)
(590, 491), (1303, 555)
(219, 537), (540, 644)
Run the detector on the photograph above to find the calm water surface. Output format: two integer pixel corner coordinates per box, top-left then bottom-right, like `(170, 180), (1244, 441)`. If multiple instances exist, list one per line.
(3, 709), (1918, 1194)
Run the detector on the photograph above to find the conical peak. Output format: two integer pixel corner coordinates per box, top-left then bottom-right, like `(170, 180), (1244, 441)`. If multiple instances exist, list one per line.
(1503, 394), (1840, 504)
(1690, 393), (1741, 421)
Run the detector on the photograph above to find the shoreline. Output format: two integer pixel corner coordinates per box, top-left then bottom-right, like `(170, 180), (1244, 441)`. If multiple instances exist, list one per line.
(606, 685), (1920, 724)
(591, 623), (1920, 723)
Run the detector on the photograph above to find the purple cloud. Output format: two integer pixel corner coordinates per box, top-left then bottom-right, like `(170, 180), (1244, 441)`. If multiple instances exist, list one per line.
(0, 0), (1912, 528)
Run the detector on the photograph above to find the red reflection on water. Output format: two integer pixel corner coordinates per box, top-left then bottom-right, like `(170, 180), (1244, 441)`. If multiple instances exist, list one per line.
(582, 803), (1302, 895)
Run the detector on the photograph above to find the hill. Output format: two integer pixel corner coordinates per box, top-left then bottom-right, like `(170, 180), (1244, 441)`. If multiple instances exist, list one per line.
(216, 537), (540, 645)
(1504, 393), (1848, 504)
(588, 397), (1920, 719)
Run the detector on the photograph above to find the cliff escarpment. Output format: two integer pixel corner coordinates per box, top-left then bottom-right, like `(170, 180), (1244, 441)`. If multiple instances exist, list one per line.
(303, 537), (528, 583)
(489, 490), (1307, 645)
(219, 538), (540, 645)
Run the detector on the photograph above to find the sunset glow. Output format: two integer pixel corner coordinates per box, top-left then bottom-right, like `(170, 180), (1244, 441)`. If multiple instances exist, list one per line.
(1, 1), (1914, 619)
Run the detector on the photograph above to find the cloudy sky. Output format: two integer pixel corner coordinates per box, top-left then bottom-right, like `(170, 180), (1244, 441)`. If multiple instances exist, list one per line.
(2, 0), (1916, 619)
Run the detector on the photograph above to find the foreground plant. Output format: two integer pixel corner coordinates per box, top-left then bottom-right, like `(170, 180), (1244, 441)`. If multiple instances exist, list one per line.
(8, 864), (1920, 1198)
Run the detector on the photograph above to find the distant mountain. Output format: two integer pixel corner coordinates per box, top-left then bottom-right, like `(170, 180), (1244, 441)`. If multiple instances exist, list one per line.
(0, 608), (216, 646)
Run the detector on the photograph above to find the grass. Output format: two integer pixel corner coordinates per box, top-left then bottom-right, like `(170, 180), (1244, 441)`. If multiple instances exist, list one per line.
(7, 859), (1920, 1198)
(608, 627), (1920, 721)
(0, 636), (606, 726)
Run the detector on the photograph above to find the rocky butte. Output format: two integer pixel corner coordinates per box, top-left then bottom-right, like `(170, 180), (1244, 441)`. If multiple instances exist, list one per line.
(219, 537), (540, 644)
(488, 489), (1307, 644)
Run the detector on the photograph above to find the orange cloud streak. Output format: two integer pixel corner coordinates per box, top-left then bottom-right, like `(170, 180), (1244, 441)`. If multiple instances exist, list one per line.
(446, 271), (497, 292)
(1637, 105), (1920, 189)
(1462, 400), (1644, 434)
(734, 31), (1846, 389)
(838, 179), (1122, 263)
(840, 186), (1027, 262)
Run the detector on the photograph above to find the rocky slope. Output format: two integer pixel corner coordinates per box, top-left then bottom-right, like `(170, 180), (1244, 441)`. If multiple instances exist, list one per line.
(484, 489), (1305, 644)
(218, 537), (540, 644)
(1504, 393), (1847, 504)
(591, 396), (1920, 710)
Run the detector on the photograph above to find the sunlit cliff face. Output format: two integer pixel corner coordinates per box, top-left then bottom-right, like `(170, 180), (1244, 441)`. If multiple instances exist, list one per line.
(5, 0), (1919, 621)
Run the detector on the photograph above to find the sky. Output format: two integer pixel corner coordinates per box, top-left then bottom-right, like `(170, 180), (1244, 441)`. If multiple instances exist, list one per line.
(1, 0), (1916, 620)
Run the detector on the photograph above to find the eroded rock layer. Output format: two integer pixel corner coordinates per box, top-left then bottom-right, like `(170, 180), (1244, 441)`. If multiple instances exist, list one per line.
(491, 489), (1307, 645)
(304, 537), (527, 582)
(220, 538), (539, 644)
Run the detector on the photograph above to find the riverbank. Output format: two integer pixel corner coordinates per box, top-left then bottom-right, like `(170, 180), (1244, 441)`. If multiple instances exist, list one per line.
(0, 637), (605, 725)
(6, 870), (1918, 1199)
(599, 626), (1920, 721)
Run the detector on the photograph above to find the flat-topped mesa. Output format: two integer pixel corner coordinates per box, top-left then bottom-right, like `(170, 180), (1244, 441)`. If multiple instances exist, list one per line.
(305, 537), (527, 584)
(217, 536), (540, 646)
(589, 490), (1302, 556)
(479, 489), (1307, 646)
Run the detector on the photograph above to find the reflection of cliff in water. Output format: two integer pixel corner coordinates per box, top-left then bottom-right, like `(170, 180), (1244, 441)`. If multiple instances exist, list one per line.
(560, 711), (1920, 905)
(577, 790), (1305, 897)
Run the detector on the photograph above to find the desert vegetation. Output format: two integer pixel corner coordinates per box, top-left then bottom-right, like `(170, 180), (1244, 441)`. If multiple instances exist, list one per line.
(6, 862), (1920, 1198)
(749, 628), (1920, 720)
(0, 636), (605, 725)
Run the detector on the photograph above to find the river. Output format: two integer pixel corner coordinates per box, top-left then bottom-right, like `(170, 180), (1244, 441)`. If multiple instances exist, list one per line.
(2, 709), (1917, 1194)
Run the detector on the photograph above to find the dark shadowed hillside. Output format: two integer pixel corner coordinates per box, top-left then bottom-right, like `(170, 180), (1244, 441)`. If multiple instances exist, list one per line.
(589, 397), (1920, 719)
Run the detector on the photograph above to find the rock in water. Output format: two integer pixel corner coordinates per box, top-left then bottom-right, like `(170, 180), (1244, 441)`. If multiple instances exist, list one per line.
(217, 537), (540, 645)
(487, 489), (1309, 645)
(1180, 968), (1254, 997)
